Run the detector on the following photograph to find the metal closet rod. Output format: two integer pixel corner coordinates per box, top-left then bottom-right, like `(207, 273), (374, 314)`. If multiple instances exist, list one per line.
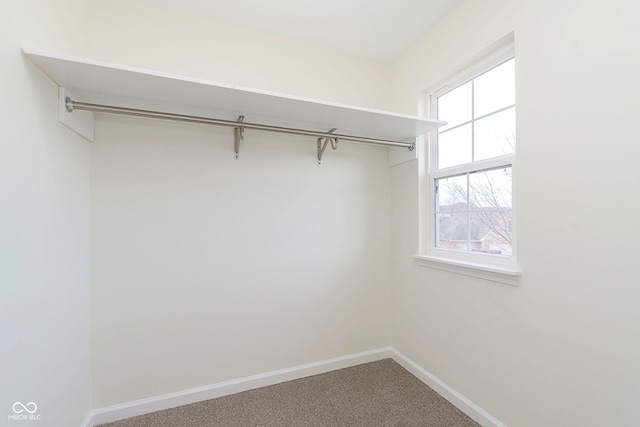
(66, 99), (415, 150)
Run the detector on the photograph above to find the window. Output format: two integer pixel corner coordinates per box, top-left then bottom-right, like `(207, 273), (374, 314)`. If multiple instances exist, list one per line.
(417, 44), (519, 284)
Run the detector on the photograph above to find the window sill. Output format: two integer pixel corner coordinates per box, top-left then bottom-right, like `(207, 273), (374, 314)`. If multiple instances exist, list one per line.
(413, 254), (521, 286)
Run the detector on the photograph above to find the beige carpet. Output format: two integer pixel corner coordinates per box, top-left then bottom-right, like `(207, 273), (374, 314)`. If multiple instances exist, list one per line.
(98, 359), (480, 426)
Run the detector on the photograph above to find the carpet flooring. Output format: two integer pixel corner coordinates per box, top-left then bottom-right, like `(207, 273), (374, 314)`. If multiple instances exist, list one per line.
(98, 359), (480, 426)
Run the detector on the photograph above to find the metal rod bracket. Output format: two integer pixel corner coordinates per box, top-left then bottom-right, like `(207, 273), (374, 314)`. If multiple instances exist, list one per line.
(234, 115), (245, 159)
(59, 89), (94, 141)
(317, 128), (337, 166)
(65, 97), (74, 113)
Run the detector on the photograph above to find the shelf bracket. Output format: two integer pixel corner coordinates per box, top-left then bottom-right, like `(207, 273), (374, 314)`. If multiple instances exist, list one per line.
(317, 128), (338, 166)
(234, 115), (244, 159)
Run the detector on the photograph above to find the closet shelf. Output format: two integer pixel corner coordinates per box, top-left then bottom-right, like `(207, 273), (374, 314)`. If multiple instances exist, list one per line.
(23, 48), (445, 160)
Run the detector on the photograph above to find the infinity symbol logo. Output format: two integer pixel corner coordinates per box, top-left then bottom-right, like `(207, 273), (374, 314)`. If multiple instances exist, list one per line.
(12, 402), (38, 414)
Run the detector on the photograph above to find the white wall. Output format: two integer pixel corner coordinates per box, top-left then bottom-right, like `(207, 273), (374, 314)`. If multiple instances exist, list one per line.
(389, 1), (640, 426)
(86, 1), (393, 408)
(0, 1), (92, 427)
(85, 0), (391, 110)
(90, 118), (392, 408)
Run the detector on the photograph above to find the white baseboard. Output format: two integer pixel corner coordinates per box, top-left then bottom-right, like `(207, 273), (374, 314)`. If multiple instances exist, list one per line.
(79, 412), (93, 427)
(83, 347), (505, 427)
(389, 349), (507, 427)
(87, 347), (394, 426)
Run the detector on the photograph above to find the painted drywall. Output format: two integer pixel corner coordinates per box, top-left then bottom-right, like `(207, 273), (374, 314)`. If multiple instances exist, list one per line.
(389, 1), (640, 426)
(84, 0), (391, 110)
(86, 2), (393, 407)
(90, 116), (392, 408)
(0, 1), (92, 427)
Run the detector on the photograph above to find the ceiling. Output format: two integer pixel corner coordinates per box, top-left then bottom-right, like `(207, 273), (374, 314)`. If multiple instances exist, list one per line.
(137, 0), (462, 62)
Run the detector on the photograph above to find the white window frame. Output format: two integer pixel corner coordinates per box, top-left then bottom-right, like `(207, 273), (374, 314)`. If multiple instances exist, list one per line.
(415, 43), (521, 286)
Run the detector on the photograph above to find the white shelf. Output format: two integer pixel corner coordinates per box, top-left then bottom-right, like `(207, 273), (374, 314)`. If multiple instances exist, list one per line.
(24, 48), (444, 144)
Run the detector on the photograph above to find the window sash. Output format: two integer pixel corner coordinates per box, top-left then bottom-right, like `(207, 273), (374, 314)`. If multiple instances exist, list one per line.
(438, 104), (515, 136)
(434, 165), (513, 256)
(425, 46), (515, 263)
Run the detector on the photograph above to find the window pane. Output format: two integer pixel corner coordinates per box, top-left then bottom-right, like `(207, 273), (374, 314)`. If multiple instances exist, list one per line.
(474, 58), (515, 117)
(438, 124), (472, 169)
(437, 81), (472, 131)
(469, 212), (512, 255)
(436, 175), (467, 211)
(436, 212), (468, 251)
(469, 167), (512, 209)
(474, 107), (515, 161)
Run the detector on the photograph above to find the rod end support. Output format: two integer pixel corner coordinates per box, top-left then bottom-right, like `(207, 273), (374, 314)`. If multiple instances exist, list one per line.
(408, 141), (415, 151)
(65, 97), (74, 113)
